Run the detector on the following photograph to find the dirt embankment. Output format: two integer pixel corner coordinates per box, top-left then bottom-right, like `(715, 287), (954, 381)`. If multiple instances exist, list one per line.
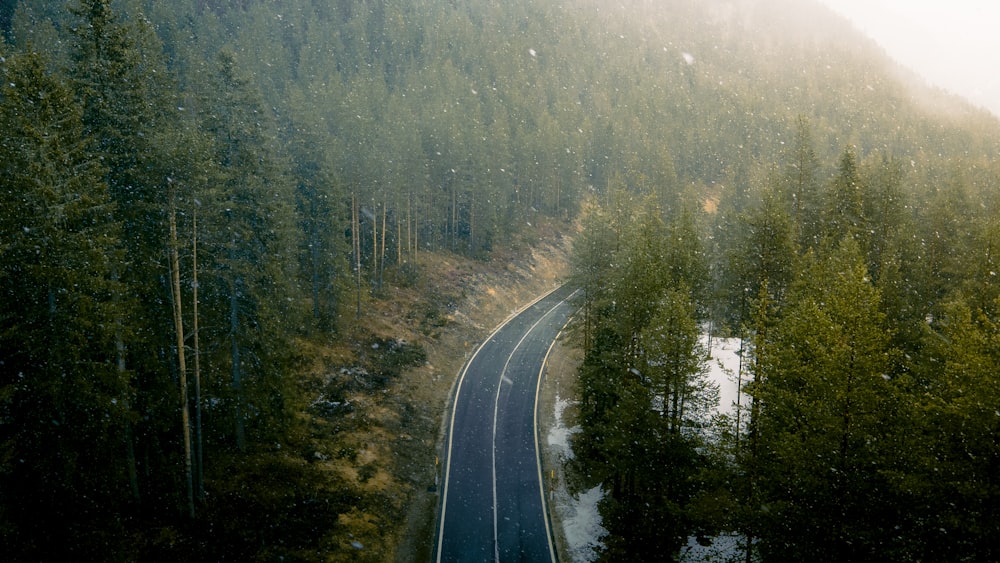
(291, 219), (585, 562)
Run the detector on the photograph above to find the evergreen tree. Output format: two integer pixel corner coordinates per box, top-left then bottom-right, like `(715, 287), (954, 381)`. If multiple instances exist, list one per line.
(913, 177), (979, 311)
(640, 288), (716, 435)
(284, 117), (347, 331)
(613, 204), (672, 354)
(0, 47), (133, 559)
(65, 0), (188, 513)
(572, 198), (718, 561)
(823, 148), (864, 241)
(570, 206), (618, 353)
(906, 297), (1000, 561)
(753, 239), (902, 561)
(718, 187), (796, 330)
(663, 204), (710, 306)
(859, 155), (905, 284)
(194, 50), (299, 450)
(782, 115), (822, 249)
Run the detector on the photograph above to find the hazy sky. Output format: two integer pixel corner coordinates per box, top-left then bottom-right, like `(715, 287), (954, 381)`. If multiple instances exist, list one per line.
(816, 0), (1000, 117)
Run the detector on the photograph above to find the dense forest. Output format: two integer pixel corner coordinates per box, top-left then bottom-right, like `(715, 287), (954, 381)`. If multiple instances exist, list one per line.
(570, 141), (1000, 561)
(2, 0), (1000, 560)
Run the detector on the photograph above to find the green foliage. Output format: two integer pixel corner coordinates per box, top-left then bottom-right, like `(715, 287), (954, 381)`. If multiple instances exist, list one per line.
(641, 288), (716, 435)
(715, 188), (796, 330)
(191, 49), (301, 449)
(571, 197), (720, 561)
(0, 47), (133, 559)
(823, 148), (865, 240)
(752, 240), (902, 560)
(4, 0), (1000, 559)
(903, 298), (1000, 561)
(782, 115), (823, 249)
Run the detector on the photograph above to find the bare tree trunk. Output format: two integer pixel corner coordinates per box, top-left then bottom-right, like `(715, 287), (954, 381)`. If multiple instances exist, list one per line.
(192, 207), (204, 500)
(168, 183), (195, 518)
(468, 190), (475, 255)
(735, 336), (744, 447)
(451, 185), (458, 250)
(379, 201), (387, 290)
(353, 193), (362, 319)
(113, 267), (140, 502)
(309, 185), (321, 321)
(406, 191), (412, 259)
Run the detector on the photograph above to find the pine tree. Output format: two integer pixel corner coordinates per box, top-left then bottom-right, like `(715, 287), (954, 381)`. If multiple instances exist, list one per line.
(284, 116), (347, 331)
(613, 204), (672, 354)
(719, 187), (796, 330)
(66, 0), (187, 513)
(0, 47), (133, 559)
(195, 50), (299, 450)
(907, 297), (1000, 561)
(640, 288), (716, 435)
(569, 207), (618, 353)
(823, 148), (865, 241)
(753, 239), (901, 561)
(783, 115), (821, 249)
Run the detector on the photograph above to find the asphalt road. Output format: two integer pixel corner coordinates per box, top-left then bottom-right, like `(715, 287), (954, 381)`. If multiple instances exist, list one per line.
(435, 284), (578, 563)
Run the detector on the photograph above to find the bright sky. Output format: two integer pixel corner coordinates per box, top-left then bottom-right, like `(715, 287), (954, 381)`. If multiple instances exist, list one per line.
(816, 0), (1000, 117)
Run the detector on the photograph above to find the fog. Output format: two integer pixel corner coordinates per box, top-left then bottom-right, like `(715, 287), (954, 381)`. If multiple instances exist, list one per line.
(818, 0), (1000, 116)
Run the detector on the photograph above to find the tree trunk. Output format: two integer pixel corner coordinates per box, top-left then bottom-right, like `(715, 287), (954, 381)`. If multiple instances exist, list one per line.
(192, 207), (204, 500)
(168, 183), (195, 518)
(353, 193), (362, 319)
(451, 184), (458, 250)
(113, 267), (140, 502)
(309, 185), (321, 321)
(671, 375), (682, 434)
(744, 284), (769, 563)
(468, 190), (475, 255)
(379, 201), (387, 290)
(406, 191), (412, 259)
(231, 277), (245, 451)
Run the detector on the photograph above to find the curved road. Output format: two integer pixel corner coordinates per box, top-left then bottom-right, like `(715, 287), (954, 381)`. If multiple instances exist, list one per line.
(436, 284), (578, 563)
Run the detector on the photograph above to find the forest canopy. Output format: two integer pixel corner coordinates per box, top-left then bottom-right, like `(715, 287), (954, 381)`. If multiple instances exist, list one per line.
(2, 0), (1000, 560)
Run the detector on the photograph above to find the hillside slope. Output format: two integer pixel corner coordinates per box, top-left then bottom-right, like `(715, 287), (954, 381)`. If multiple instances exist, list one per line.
(317, 222), (573, 561)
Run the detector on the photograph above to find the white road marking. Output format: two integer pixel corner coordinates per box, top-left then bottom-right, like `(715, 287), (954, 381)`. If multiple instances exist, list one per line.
(436, 285), (568, 563)
(491, 291), (576, 562)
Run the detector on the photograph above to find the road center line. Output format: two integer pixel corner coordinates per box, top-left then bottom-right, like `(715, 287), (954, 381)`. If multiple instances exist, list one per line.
(491, 296), (570, 562)
(435, 285), (569, 563)
(436, 287), (560, 563)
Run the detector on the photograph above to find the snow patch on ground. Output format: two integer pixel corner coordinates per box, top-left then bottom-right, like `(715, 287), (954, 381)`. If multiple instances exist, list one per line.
(684, 333), (752, 562)
(549, 333), (749, 562)
(548, 393), (607, 562)
(560, 485), (608, 562)
(679, 533), (746, 562)
(701, 334), (747, 418)
(546, 395), (578, 457)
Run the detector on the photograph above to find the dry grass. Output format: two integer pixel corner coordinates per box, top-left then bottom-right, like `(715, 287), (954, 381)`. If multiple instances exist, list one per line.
(293, 219), (574, 562)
